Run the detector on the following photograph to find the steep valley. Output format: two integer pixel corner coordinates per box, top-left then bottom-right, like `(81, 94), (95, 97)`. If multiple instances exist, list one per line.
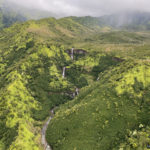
(0, 16), (150, 150)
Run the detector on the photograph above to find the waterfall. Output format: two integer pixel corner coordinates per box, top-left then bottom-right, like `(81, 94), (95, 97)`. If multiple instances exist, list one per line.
(62, 67), (66, 78)
(97, 77), (100, 81)
(71, 48), (74, 60)
(73, 92), (76, 98)
(76, 88), (79, 95)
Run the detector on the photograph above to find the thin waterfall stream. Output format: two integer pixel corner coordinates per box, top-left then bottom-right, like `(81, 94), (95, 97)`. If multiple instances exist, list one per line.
(62, 67), (66, 78)
(71, 48), (74, 60)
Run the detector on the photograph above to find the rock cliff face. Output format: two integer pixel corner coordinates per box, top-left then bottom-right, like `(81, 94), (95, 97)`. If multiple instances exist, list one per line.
(66, 49), (87, 55)
(66, 48), (87, 61)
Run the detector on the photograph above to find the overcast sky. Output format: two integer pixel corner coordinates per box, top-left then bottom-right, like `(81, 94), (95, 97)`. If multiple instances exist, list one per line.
(6, 0), (150, 17)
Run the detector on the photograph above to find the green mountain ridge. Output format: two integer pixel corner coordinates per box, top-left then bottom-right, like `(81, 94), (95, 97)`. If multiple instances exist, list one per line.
(0, 0), (57, 29)
(4, 0), (57, 20)
(70, 12), (150, 31)
(2, 4), (150, 31)
(99, 11), (150, 31)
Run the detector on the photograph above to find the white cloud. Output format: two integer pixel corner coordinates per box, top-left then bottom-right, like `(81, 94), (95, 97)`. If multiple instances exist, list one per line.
(6, 0), (150, 17)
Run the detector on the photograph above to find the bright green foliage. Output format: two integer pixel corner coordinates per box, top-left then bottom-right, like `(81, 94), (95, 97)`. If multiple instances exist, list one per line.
(0, 70), (39, 149)
(117, 126), (150, 150)
(0, 41), (74, 149)
(116, 65), (150, 97)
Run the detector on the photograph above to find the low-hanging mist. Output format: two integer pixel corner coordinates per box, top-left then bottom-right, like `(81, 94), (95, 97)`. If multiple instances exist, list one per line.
(5, 0), (150, 17)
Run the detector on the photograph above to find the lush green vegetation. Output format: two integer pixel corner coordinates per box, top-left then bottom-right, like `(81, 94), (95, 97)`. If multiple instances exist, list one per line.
(0, 14), (150, 150)
(46, 60), (150, 150)
(0, 16), (100, 149)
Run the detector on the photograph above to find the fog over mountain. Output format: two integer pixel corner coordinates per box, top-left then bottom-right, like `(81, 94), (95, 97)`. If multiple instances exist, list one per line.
(5, 0), (150, 17)
(1, 0), (150, 29)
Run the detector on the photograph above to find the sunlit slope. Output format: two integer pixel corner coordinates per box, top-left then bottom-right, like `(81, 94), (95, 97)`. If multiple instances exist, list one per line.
(46, 61), (150, 150)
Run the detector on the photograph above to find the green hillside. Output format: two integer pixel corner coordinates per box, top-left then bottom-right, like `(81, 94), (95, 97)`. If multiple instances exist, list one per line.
(46, 60), (150, 150)
(0, 17), (99, 149)
(0, 16), (150, 150)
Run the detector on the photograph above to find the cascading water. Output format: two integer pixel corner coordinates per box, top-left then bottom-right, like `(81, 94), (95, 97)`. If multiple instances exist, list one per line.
(97, 77), (100, 81)
(76, 88), (79, 95)
(71, 48), (74, 60)
(62, 67), (66, 78)
(73, 92), (76, 98)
